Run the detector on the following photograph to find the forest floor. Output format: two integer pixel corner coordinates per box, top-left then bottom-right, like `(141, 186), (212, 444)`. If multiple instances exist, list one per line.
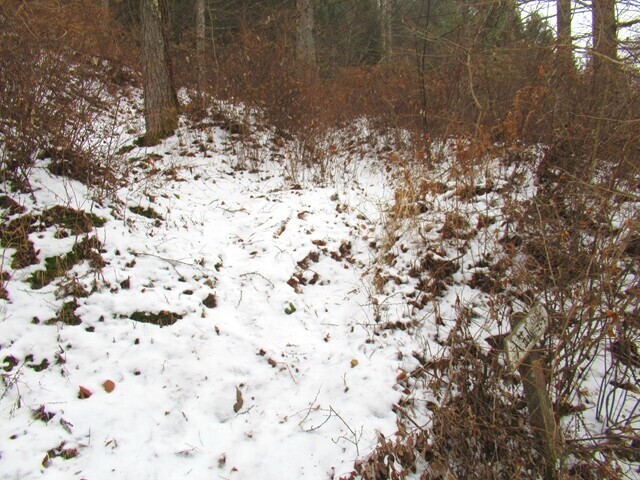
(1, 95), (638, 479)
(0, 100), (425, 479)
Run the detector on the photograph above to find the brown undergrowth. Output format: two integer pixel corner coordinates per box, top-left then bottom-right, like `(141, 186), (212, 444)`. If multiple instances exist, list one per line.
(358, 126), (640, 478)
(0, 0), (135, 194)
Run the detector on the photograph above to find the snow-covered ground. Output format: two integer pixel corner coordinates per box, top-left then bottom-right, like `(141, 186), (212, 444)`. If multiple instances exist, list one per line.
(0, 115), (424, 479)
(2, 101), (639, 479)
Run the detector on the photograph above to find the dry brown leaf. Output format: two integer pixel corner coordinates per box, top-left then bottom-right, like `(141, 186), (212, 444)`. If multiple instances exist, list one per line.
(78, 386), (92, 399)
(102, 380), (115, 393)
(233, 386), (244, 413)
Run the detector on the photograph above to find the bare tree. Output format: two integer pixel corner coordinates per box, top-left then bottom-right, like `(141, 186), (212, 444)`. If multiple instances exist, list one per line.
(556, 0), (574, 71)
(141, 0), (179, 145)
(591, 0), (618, 77)
(380, 0), (393, 62)
(196, 0), (206, 102)
(296, 0), (316, 64)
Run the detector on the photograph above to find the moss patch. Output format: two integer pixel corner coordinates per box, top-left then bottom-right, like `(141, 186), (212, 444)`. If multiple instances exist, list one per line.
(0, 207), (106, 270)
(29, 237), (103, 289)
(0, 195), (26, 217)
(129, 205), (163, 220)
(116, 144), (136, 155)
(41, 206), (106, 233)
(27, 358), (50, 372)
(3, 355), (19, 372)
(130, 310), (182, 327)
(46, 301), (82, 326)
(0, 214), (39, 269)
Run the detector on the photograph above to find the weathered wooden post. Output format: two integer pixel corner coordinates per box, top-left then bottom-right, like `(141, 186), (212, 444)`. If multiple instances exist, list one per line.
(505, 303), (563, 480)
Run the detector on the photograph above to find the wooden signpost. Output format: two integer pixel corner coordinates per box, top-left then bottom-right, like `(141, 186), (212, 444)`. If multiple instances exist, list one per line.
(505, 303), (562, 480)
(505, 303), (549, 371)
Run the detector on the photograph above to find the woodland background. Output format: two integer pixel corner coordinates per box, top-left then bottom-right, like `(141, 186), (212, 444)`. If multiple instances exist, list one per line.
(1, 0), (640, 479)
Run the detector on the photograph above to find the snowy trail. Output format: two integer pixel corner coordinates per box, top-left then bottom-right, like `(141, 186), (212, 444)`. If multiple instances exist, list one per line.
(0, 128), (410, 479)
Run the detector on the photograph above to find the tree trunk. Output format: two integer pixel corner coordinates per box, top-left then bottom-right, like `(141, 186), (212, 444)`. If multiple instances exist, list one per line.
(591, 0), (617, 77)
(556, 0), (573, 71)
(296, 0), (315, 64)
(141, 0), (179, 145)
(196, 0), (206, 102)
(380, 0), (392, 63)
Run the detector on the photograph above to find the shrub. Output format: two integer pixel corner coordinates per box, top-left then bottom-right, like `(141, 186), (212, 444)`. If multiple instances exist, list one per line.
(0, 0), (135, 191)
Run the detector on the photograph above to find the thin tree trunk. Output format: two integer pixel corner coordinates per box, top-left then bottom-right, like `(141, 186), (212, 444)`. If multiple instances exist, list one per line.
(380, 0), (392, 63)
(591, 0), (617, 77)
(296, 0), (315, 64)
(556, 0), (574, 73)
(196, 0), (206, 102)
(141, 0), (179, 145)
(416, 0), (431, 135)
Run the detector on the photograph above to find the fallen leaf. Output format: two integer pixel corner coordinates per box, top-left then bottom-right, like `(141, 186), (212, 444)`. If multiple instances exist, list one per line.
(59, 418), (73, 434)
(78, 386), (92, 399)
(102, 380), (115, 393)
(273, 221), (287, 238)
(203, 293), (217, 309)
(233, 386), (244, 413)
(351, 359), (359, 368)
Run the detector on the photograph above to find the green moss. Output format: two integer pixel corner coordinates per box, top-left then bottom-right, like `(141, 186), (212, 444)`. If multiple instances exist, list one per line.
(116, 144), (136, 155)
(41, 206), (106, 233)
(12, 241), (39, 269)
(0, 196), (26, 217)
(46, 301), (82, 326)
(0, 215), (37, 246)
(1, 208), (105, 270)
(129, 205), (163, 220)
(130, 310), (182, 327)
(0, 215), (39, 269)
(28, 237), (103, 289)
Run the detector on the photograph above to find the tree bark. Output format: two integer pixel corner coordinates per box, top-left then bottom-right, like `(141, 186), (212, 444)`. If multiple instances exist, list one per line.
(141, 0), (179, 145)
(591, 0), (617, 77)
(196, 0), (206, 101)
(380, 0), (392, 63)
(296, 0), (315, 64)
(556, 0), (574, 72)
